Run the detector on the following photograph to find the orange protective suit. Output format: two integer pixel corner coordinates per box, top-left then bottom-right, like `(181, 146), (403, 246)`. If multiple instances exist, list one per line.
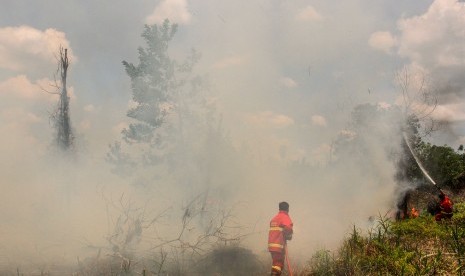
(435, 195), (453, 221)
(268, 210), (293, 275)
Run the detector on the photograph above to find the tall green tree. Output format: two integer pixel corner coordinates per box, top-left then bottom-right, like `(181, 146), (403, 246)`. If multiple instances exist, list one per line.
(108, 20), (238, 193)
(121, 20), (201, 147)
(109, 20), (206, 172)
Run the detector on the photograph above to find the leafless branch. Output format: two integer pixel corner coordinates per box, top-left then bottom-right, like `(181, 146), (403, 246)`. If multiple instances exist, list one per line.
(396, 67), (438, 137)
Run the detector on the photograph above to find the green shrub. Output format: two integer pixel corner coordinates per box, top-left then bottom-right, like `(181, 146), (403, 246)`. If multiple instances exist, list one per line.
(304, 200), (465, 276)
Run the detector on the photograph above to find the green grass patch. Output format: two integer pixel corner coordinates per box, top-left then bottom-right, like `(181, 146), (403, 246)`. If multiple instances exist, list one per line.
(305, 202), (465, 276)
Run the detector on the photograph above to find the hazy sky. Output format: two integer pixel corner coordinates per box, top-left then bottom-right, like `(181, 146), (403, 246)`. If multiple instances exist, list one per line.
(0, 0), (465, 158)
(1, 0), (464, 160)
(0, 0), (464, 270)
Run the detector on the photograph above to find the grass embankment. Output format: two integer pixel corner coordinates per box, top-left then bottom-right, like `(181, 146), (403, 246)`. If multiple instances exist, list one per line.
(303, 203), (465, 275)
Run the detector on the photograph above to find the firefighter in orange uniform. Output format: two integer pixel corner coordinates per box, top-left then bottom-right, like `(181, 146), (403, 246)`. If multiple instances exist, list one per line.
(268, 201), (293, 275)
(435, 191), (453, 221)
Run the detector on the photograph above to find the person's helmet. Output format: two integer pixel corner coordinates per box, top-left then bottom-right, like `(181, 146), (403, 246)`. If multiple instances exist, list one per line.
(279, 201), (289, 211)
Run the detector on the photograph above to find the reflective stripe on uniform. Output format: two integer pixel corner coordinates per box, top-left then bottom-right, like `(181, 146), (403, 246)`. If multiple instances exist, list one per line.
(268, 243), (284, 248)
(270, 227), (282, 231)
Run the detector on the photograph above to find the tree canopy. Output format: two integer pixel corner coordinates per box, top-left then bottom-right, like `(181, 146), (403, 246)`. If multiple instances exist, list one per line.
(333, 102), (465, 192)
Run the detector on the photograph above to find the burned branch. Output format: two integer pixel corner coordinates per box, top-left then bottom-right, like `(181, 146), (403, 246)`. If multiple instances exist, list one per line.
(396, 67), (438, 137)
(89, 192), (251, 274)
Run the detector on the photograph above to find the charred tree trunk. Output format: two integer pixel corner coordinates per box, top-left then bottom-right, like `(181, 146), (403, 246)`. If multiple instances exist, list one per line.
(395, 189), (412, 220)
(56, 47), (73, 150)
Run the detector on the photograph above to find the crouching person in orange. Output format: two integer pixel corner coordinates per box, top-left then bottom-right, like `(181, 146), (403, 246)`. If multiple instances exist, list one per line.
(435, 191), (453, 221)
(268, 201), (293, 275)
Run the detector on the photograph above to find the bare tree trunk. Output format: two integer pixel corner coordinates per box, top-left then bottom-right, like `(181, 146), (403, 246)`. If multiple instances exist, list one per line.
(56, 47), (72, 150)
